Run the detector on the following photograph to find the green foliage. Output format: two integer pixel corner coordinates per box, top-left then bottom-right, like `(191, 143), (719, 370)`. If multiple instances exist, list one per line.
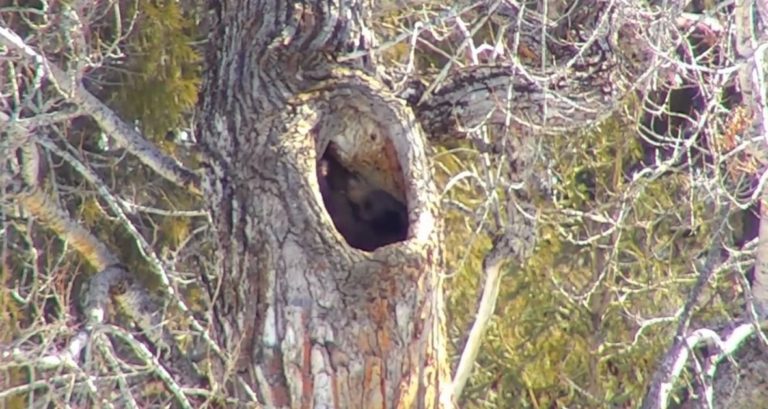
(73, 0), (205, 291)
(0, 5), (204, 395)
(442, 112), (737, 408)
(2, 0), (749, 406)
(111, 0), (201, 142)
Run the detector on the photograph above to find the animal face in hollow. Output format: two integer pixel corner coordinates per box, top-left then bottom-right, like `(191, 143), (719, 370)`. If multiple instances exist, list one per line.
(316, 158), (360, 243)
(316, 155), (409, 250)
(349, 186), (408, 241)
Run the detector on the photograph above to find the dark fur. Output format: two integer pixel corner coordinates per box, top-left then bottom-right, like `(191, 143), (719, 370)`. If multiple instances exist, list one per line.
(317, 155), (408, 251)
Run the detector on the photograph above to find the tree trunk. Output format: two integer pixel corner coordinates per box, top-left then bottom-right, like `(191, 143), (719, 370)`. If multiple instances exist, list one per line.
(195, 1), (452, 407)
(7, 0), (766, 406)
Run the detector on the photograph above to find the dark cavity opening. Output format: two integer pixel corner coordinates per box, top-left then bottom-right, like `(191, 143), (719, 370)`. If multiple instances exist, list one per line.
(316, 149), (408, 251)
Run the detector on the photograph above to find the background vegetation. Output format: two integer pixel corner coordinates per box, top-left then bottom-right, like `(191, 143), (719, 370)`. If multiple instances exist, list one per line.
(1, 0), (760, 407)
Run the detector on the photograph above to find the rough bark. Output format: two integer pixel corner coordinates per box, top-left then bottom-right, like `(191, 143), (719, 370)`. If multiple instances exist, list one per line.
(195, 1), (451, 407)
(735, 0), (768, 318)
(412, 0), (660, 142)
(3, 0), (766, 407)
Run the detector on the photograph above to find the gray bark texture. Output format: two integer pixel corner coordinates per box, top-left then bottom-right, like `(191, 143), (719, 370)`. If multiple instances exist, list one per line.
(4, 0), (767, 407)
(190, 0), (646, 405)
(191, 0), (765, 407)
(195, 1), (452, 407)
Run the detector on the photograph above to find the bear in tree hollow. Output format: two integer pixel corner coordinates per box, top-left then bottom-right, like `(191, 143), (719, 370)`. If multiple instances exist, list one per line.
(316, 154), (408, 251)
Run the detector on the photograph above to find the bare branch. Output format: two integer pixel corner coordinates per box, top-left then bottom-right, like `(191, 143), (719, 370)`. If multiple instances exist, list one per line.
(0, 25), (201, 194)
(8, 180), (119, 270)
(415, 64), (620, 141)
(734, 0), (768, 317)
(452, 231), (523, 398)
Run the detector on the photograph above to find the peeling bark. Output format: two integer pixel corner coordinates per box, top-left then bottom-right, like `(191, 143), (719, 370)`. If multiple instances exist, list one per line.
(4, 0), (765, 406)
(196, 1), (452, 407)
(191, 0), (714, 406)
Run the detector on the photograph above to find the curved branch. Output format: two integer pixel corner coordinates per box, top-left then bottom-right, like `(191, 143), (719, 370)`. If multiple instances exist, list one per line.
(412, 0), (685, 141)
(734, 0), (768, 318)
(641, 323), (764, 409)
(10, 182), (119, 270)
(3, 118), (209, 400)
(451, 234), (510, 398)
(415, 64), (620, 141)
(0, 25), (201, 194)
